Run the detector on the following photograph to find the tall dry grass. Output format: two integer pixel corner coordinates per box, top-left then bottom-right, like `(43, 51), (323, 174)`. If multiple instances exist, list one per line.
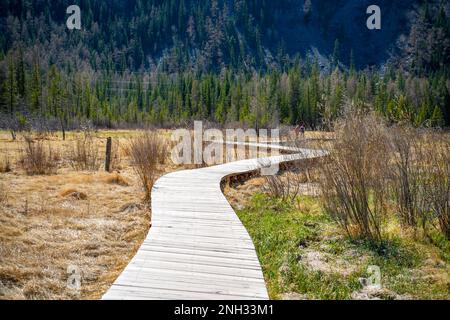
(319, 112), (391, 242)
(19, 136), (58, 175)
(127, 131), (168, 202)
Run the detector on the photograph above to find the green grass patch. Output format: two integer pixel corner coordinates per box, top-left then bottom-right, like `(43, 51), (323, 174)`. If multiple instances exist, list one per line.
(236, 193), (450, 300)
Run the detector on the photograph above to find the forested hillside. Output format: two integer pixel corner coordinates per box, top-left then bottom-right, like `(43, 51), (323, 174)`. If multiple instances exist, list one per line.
(0, 0), (449, 130)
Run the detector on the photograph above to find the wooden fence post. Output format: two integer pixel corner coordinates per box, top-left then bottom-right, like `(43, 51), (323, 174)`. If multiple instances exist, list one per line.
(105, 137), (112, 172)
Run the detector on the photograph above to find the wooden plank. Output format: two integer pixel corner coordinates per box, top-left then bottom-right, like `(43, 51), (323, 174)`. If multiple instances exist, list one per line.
(102, 142), (326, 300)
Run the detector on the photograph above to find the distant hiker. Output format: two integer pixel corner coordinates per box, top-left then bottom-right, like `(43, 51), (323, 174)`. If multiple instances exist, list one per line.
(294, 122), (306, 138)
(299, 123), (306, 137)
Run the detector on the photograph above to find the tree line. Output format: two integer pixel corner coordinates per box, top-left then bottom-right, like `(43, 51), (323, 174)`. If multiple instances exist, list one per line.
(0, 51), (448, 132)
(0, 0), (448, 131)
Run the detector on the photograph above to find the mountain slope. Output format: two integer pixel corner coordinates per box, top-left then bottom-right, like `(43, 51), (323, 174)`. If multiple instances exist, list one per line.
(0, 0), (432, 72)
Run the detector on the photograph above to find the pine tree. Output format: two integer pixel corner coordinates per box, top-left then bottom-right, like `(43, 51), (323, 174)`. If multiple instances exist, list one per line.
(30, 57), (42, 113)
(430, 105), (444, 127)
(4, 54), (17, 116)
(16, 47), (26, 98)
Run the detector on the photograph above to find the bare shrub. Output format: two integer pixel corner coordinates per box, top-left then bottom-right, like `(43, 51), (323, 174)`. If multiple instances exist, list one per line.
(128, 131), (168, 202)
(420, 132), (449, 239)
(319, 112), (391, 242)
(389, 126), (425, 228)
(68, 130), (100, 171)
(20, 136), (58, 175)
(389, 128), (449, 239)
(263, 172), (302, 203)
(261, 155), (312, 203)
(0, 153), (11, 173)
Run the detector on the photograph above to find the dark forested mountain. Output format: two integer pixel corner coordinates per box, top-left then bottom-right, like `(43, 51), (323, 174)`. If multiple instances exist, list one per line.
(1, 0), (446, 72)
(0, 0), (448, 130)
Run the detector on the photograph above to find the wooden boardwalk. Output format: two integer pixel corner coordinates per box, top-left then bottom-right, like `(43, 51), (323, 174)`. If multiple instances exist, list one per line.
(102, 143), (326, 300)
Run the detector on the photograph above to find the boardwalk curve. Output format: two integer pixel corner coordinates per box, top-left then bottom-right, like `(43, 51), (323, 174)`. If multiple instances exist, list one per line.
(103, 143), (326, 300)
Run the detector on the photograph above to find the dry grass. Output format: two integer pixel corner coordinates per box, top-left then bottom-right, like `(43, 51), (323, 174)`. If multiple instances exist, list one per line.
(0, 129), (175, 300)
(0, 169), (152, 300)
(0, 182), (7, 205)
(59, 188), (88, 200)
(103, 173), (129, 187)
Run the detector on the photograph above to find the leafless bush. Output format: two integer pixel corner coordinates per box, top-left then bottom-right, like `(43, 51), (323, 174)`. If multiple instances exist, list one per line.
(389, 128), (449, 239)
(419, 132), (449, 239)
(389, 126), (425, 228)
(263, 171), (304, 203)
(319, 112), (391, 242)
(68, 129), (100, 171)
(20, 136), (58, 175)
(260, 154), (313, 203)
(0, 153), (11, 173)
(128, 131), (168, 202)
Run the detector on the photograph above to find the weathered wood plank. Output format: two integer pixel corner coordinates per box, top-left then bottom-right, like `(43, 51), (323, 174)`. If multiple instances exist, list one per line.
(102, 142), (326, 300)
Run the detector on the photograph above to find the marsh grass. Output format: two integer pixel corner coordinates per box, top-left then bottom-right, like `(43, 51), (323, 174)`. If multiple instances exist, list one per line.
(0, 129), (171, 300)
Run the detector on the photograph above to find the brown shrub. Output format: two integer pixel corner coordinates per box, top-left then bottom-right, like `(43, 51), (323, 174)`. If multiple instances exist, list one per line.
(389, 128), (449, 239)
(0, 153), (11, 173)
(263, 172), (302, 203)
(128, 131), (168, 202)
(389, 126), (425, 228)
(67, 130), (100, 171)
(20, 136), (58, 175)
(319, 112), (391, 242)
(419, 131), (449, 239)
(260, 155), (312, 203)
